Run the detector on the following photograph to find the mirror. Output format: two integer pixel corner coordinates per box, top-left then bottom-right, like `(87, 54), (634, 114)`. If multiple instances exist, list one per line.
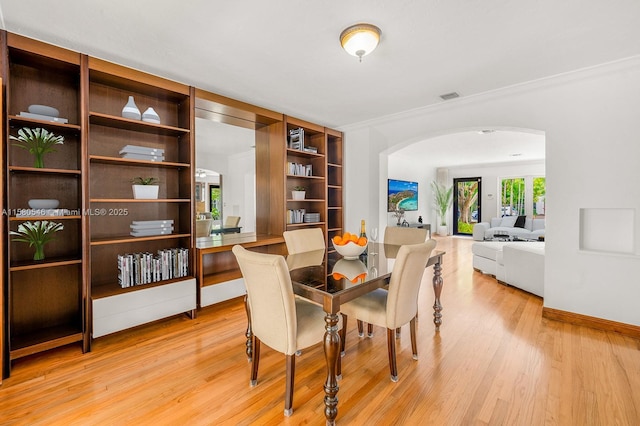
(195, 117), (256, 234)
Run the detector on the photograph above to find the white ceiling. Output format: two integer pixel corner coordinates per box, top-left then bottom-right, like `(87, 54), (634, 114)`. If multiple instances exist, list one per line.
(1, 0), (639, 130)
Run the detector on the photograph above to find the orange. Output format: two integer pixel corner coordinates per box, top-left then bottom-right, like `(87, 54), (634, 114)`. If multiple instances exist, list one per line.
(332, 272), (343, 280)
(349, 234), (359, 243)
(357, 236), (367, 246)
(342, 232), (352, 242)
(332, 235), (343, 246)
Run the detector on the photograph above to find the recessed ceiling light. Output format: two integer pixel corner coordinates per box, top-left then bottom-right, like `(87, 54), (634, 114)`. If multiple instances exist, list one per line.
(511, 153), (522, 157)
(478, 129), (496, 134)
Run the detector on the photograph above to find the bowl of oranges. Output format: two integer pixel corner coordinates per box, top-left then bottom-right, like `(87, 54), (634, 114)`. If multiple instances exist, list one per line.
(332, 231), (368, 260)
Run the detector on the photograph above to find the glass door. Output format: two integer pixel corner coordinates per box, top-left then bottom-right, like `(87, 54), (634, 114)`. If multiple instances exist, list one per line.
(453, 177), (481, 235)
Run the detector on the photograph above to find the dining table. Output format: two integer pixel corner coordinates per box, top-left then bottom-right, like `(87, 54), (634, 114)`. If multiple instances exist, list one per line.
(244, 242), (446, 425)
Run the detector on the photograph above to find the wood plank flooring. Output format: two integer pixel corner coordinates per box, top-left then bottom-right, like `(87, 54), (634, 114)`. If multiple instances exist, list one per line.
(1, 236), (639, 425)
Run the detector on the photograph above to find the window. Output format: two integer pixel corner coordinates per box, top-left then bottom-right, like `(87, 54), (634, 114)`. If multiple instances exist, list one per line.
(500, 176), (546, 217)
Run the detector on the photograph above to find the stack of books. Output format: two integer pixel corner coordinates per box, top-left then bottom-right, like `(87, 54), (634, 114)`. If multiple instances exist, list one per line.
(119, 145), (165, 162)
(130, 219), (174, 237)
(288, 128), (304, 150)
(303, 212), (320, 223)
(287, 161), (313, 176)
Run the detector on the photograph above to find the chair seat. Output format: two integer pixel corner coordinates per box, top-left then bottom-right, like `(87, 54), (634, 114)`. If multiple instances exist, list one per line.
(295, 299), (330, 351)
(340, 289), (388, 328)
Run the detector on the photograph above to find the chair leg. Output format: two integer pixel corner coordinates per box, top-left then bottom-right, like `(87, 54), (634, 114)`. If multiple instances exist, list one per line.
(367, 323), (374, 338)
(357, 319), (364, 337)
(284, 354), (295, 416)
(387, 328), (398, 382)
(340, 314), (347, 356)
(410, 317), (418, 360)
(250, 337), (260, 386)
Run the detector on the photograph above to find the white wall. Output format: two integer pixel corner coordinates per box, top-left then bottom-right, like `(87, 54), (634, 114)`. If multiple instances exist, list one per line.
(342, 57), (640, 327)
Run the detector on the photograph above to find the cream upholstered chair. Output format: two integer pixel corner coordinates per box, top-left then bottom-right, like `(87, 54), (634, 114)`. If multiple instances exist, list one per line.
(232, 245), (331, 416)
(383, 226), (428, 245)
(195, 219), (213, 237)
(283, 228), (325, 254)
(339, 240), (436, 382)
(224, 215), (241, 228)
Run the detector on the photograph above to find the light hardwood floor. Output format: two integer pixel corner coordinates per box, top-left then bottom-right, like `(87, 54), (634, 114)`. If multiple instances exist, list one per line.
(1, 236), (639, 425)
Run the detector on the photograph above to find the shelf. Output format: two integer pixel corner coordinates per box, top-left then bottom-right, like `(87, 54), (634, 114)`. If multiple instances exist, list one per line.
(328, 206), (343, 210)
(8, 165), (81, 175)
(90, 198), (190, 203)
(8, 115), (82, 132)
(286, 221), (326, 228)
(89, 155), (190, 169)
(327, 162), (343, 168)
(92, 276), (195, 299)
(9, 256), (83, 271)
(9, 215), (81, 221)
(286, 148), (324, 158)
(89, 112), (190, 136)
(90, 233), (191, 246)
(286, 174), (325, 180)
(202, 270), (243, 287)
(10, 325), (83, 360)
(286, 198), (325, 202)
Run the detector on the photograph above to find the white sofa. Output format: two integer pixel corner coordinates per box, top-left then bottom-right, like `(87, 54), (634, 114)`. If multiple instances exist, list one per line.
(472, 241), (545, 297)
(473, 216), (545, 241)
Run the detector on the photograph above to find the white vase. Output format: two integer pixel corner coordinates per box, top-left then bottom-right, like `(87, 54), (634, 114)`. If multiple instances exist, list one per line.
(132, 184), (159, 199)
(438, 225), (448, 236)
(122, 96), (141, 120)
(292, 191), (306, 200)
(142, 107), (161, 124)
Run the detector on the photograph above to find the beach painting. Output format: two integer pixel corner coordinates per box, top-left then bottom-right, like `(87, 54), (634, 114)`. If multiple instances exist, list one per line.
(387, 179), (418, 211)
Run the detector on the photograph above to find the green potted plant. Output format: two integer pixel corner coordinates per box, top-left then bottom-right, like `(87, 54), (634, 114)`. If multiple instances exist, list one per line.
(131, 176), (159, 199)
(10, 127), (64, 168)
(292, 185), (306, 200)
(10, 220), (64, 260)
(431, 181), (453, 236)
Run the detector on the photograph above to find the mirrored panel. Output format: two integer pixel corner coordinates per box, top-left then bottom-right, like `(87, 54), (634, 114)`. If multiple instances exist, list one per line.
(195, 117), (256, 235)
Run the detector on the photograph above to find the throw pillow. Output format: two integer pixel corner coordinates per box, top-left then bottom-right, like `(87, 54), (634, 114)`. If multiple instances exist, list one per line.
(500, 216), (518, 227)
(514, 215), (526, 228)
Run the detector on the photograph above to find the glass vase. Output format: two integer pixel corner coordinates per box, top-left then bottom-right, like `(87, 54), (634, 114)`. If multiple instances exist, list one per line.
(33, 243), (45, 261)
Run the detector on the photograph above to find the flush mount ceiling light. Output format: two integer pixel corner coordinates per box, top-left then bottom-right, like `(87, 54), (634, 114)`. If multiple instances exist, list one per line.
(340, 23), (381, 62)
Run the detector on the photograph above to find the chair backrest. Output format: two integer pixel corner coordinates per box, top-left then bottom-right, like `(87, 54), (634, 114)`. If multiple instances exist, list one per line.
(195, 219), (213, 237)
(383, 226), (428, 245)
(232, 245), (297, 355)
(283, 228), (325, 254)
(225, 216), (241, 227)
(386, 240), (437, 328)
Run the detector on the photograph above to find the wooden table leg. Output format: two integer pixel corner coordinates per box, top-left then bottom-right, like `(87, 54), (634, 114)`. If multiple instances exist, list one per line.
(323, 312), (340, 425)
(432, 257), (444, 331)
(244, 295), (253, 362)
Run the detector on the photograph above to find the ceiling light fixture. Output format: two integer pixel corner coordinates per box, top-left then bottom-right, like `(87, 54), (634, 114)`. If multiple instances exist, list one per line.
(340, 23), (381, 62)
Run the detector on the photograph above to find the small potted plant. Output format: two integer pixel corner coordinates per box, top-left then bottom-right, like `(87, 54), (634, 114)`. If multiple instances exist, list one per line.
(10, 127), (64, 168)
(292, 185), (306, 200)
(131, 176), (160, 199)
(10, 220), (64, 260)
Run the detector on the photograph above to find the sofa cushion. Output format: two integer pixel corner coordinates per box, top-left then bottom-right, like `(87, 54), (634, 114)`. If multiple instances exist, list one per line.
(500, 216), (518, 227)
(532, 218), (545, 231)
(472, 241), (510, 261)
(490, 218), (502, 228)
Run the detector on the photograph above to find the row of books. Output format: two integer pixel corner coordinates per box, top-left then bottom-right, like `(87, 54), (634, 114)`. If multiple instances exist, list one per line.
(120, 144), (165, 162)
(287, 161), (313, 176)
(117, 247), (189, 288)
(130, 219), (174, 237)
(287, 208), (306, 224)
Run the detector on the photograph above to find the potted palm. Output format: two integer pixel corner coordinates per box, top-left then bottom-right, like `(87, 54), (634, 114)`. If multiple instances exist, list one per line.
(10, 127), (64, 168)
(132, 177), (160, 199)
(10, 220), (64, 260)
(292, 185), (306, 200)
(432, 181), (453, 236)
